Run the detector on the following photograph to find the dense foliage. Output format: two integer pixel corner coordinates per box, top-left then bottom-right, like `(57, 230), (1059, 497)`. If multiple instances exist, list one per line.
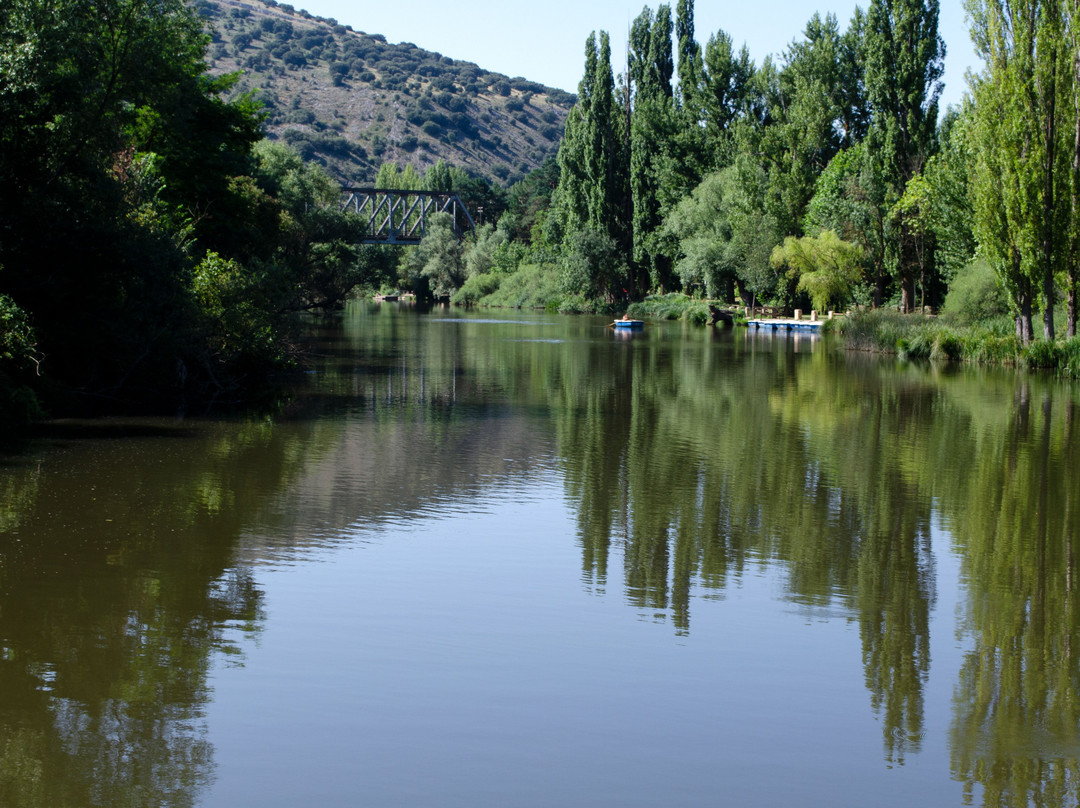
(536, 0), (948, 315)
(0, 0), (402, 420)
(442, 0), (1080, 362)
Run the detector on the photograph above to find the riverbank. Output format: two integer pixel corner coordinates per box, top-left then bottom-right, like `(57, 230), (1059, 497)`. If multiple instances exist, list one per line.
(827, 309), (1080, 376)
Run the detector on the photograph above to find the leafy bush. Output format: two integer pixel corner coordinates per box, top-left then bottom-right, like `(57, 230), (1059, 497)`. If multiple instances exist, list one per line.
(282, 49), (307, 68)
(942, 258), (1010, 324)
(193, 252), (284, 371)
(451, 272), (501, 305)
(930, 330), (964, 362)
(478, 262), (563, 309)
(0, 293), (37, 367)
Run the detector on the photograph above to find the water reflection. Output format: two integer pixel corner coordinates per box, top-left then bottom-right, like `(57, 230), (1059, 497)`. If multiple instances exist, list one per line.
(948, 389), (1080, 806)
(2, 306), (1080, 806)
(0, 426), (269, 807)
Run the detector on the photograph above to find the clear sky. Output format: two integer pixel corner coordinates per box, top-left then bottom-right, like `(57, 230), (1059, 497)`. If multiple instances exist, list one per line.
(292, 0), (978, 113)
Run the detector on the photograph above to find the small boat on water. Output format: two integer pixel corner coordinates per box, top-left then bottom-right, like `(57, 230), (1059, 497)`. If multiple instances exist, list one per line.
(612, 319), (644, 329)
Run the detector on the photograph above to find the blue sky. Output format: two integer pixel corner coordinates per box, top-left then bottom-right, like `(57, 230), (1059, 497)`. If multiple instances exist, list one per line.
(297, 0), (977, 113)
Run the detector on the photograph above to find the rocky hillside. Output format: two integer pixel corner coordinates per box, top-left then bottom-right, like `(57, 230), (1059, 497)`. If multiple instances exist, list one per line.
(197, 0), (575, 185)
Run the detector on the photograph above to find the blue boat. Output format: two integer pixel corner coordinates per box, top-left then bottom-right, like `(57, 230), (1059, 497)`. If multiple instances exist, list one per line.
(612, 319), (644, 329)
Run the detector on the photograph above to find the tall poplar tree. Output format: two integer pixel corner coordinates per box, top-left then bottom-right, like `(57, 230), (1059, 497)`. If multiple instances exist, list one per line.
(675, 0), (701, 112)
(700, 31), (755, 164)
(1068, 0), (1080, 336)
(630, 5), (679, 292)
(966, 0), (1073, 340)
(550, 35), (599, 241)
(551, 31), (632, 300)
(864, 0), (945, 312)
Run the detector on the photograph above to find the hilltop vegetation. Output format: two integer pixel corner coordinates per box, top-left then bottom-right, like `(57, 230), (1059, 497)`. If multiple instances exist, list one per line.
(198, 0), (575, 184)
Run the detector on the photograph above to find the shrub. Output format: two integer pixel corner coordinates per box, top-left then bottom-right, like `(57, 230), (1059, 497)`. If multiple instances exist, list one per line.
(479, 262), (562, 309)
(1022, 339), (1061, 369)
(451, 272), (501, 305)
(282, 49), (306, 68)
(1059, 337), (1080, 378)
(942, 258), (1009, 324)
(0, 293), (37, 367)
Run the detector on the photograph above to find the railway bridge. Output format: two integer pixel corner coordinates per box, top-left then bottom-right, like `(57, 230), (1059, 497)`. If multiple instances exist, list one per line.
(340, 188), (476, 245)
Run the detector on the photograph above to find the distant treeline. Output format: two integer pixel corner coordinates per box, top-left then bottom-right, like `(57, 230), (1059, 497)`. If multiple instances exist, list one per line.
(436, 0), (1080, 351)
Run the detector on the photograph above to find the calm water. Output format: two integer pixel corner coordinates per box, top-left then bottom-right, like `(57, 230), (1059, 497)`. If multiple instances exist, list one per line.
(2, 304), (1080, 807)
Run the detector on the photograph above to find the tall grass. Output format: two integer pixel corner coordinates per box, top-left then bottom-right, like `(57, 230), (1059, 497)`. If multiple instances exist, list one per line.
(831, 309), (1080, 374)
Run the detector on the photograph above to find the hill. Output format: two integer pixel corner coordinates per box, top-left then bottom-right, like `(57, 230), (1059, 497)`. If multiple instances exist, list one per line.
(197, 0), (575, 185)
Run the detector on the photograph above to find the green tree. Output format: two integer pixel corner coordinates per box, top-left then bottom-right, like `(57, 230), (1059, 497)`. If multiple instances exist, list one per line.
(807, 144), (891, 307)
(0, 0), (265, 404)
(663, 158), (782, 304)
(252, 140), (379, 311)
(551, 31), (632, 300)
(629, 5), (680, 293)
(403, 212), (465, 298)
(966, 0), (1072, 342)
(700, 30), (755, 162)
(559, 227), (628, 302)
(863, 0), (945, 312)
(921, 108), (976, 289)
(463, 223), (509, 278)
(764, 13), (864, 236)
(770, 229), (866, 311)
(549, 34), (600, 242)
(675, 0), (701, 111)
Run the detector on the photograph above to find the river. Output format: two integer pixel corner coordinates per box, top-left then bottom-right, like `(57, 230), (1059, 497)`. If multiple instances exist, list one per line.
(1, 303), (1078, 807)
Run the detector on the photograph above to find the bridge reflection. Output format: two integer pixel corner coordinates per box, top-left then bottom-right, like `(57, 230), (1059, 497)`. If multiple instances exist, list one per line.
(340, 188), (476, 244)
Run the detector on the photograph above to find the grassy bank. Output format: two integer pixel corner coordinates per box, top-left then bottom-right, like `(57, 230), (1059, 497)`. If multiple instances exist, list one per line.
(626, 293), (714, 324)
(452, 262), (617, 314)
(828, 309), (1080, 377)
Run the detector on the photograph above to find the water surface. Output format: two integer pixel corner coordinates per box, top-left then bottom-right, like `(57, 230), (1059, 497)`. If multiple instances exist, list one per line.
(2, 304), (1079, 807)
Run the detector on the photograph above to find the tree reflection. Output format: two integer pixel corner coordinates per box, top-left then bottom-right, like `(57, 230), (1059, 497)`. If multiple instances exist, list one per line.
(6, 306), (1080, 796)
(947, 391), (1080, 807)
(0, 425), (278, 807)
(549, 334), (938, 756)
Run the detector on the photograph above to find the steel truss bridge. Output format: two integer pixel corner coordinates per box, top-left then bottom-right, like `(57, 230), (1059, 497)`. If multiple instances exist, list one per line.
(340, 188), (476, 245)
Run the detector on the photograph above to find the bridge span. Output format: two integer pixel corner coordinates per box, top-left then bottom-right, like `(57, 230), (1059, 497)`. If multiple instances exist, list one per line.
(340, 188), (476, 245)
